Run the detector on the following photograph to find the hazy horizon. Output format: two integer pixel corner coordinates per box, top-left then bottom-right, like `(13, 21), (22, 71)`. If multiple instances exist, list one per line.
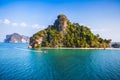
(0, 0), (120, 42)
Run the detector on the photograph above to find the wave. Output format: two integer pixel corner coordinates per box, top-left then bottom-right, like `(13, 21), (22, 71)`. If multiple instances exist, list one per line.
(14, 47), (47, 53)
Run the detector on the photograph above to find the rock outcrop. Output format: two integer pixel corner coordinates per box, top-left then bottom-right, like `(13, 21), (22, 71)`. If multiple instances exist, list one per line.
(112, 43), (120, 48)
(4, 33), (29, 43)
(28, 37), (43, 48)
(54, 14), (68, 34)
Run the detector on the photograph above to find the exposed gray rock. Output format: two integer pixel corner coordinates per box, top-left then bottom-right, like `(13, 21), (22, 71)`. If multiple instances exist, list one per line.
(4, 33), (29, 43)
(28, 37), (43, 48)
(54, 14), (68, 34)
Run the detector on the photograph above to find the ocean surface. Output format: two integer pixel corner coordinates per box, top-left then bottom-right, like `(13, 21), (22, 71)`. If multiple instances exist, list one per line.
(0, 43), (120, 80)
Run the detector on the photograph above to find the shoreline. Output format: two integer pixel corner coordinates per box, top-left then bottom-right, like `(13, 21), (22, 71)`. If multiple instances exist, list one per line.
(40, 47), (120, 50)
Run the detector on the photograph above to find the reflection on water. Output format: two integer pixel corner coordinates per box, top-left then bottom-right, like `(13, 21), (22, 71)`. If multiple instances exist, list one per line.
(0, 43), (120, 80)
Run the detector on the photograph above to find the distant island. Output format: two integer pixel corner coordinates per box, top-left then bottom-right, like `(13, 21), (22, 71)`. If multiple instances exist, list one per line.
(4, 33), (29, 43)
(112, 43), (120, 48)
(29, 14), (111, 48)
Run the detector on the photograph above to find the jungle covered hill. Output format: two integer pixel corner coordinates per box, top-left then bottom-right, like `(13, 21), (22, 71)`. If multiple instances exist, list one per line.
(29, 14), (111, 48)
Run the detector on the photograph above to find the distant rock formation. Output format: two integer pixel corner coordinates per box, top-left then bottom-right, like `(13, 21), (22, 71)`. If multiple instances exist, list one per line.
(4, 33), (29, 43)
(112, 43), (120, 48)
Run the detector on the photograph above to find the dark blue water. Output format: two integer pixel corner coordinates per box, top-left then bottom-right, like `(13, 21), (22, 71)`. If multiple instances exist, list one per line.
(0, 43), (120, 80)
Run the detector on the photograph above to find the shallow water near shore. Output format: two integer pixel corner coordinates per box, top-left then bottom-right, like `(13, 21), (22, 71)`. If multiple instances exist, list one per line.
(0, 43), (120, 80)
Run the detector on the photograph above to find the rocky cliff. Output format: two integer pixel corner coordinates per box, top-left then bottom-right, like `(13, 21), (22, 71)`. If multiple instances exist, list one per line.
(4, 33), (29, 43)
(54, 14), (68, 34)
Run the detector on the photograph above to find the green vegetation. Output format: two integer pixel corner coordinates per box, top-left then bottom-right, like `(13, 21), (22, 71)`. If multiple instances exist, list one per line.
(29, 14), (111, 48)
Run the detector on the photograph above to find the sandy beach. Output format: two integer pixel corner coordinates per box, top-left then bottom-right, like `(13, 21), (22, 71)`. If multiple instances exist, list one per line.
(41, 47), (120, 50)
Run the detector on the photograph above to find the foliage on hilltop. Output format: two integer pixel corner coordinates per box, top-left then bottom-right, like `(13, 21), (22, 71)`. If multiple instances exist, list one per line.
(29, 14), (111, 48)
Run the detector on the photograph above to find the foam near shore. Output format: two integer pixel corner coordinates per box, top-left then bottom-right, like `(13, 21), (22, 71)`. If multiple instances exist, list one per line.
(41, 47), (120, 50)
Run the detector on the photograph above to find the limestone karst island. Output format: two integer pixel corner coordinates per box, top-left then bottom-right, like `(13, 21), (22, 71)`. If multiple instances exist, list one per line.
(28, 14), (111, 48)
(4, 33), (29, 43)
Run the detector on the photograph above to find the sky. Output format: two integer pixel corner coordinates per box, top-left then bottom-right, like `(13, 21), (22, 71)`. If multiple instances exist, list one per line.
(0, 0), (120, 42)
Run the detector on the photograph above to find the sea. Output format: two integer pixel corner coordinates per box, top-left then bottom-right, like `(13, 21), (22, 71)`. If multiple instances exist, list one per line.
(0, 42), (120, 80)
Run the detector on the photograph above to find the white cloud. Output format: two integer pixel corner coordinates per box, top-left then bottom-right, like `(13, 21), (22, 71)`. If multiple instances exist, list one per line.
(20, 22), (27, 27)
(32, 24), (40, 29)
(0, 19), (2, 23)
(3, 19), (10, 24)
(1, 18), (45, 29)
(12, 22), (18, 27)
(91, 29), (106, 32)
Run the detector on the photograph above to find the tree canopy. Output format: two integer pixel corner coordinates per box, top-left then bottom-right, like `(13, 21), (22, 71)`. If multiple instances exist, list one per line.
(29, 14), (111, 48)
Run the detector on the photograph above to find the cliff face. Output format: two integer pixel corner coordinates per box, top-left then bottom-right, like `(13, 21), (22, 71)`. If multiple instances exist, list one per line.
(4, 33), (29, 43)
(54, 14), (68, 34)
(29, 14), (111, 48)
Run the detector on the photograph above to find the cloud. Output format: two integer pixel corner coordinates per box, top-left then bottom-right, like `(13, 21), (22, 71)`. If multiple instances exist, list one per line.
(1, 18), (46, 29)
(12, 22), (18, 27)
(32, 24), (40, 29)
(20, 22), (27, 27)
(91, 29), (106, 32)
(3, 19), (10, 24)
(0, 19), (2, 23)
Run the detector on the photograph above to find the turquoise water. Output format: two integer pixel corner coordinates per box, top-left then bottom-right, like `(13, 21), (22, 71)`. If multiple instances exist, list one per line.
(0, 43), (120, 80)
